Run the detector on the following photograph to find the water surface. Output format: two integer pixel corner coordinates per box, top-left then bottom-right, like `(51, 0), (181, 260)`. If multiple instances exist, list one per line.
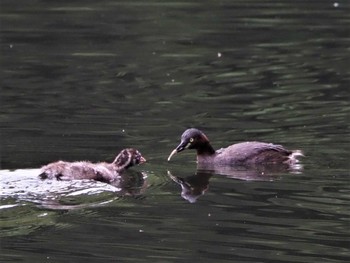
(1, 1), (349, 262)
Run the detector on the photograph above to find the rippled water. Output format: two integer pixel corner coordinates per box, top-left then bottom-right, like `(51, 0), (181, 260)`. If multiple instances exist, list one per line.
(1, 1), (349, 262)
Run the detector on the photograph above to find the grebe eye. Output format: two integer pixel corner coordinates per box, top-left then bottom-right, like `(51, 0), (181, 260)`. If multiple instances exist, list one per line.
(190, 138), (194, 143)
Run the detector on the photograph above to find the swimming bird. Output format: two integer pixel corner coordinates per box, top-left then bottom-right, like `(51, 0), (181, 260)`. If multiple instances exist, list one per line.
(39, 148), (146, 183)
(168, 128), (303, 167)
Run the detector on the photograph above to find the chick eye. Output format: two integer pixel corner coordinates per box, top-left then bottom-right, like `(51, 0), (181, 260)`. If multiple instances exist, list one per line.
(189, 138), (194, 143)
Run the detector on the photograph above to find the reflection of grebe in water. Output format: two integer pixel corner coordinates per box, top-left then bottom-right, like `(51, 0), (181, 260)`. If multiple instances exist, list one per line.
(168, 165), (302, 203)
(39, 148), (146, 183)
(168, 171), (213, 203)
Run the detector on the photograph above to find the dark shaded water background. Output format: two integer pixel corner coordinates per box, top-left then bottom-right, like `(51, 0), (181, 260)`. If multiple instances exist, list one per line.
(1, 0), (349, 262)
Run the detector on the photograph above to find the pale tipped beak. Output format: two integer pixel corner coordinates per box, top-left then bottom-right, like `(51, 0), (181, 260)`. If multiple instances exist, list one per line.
(167, 149), (177, 161)
(168, 141), (188, 161)
(140, 156), (147, 164)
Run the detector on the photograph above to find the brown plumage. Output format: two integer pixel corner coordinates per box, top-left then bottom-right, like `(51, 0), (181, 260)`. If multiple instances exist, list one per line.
(39, 148), (146, 183)
(168, 128), (303, 167)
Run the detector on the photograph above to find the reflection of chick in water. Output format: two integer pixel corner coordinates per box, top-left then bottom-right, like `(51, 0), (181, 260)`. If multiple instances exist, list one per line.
(113, 171), (148, 197)
(36, 171), (149, 211)
(168, 171), (213, 203)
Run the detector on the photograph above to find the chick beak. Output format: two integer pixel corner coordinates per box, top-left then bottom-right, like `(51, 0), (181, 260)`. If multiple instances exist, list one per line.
(139, 156), (147, 164)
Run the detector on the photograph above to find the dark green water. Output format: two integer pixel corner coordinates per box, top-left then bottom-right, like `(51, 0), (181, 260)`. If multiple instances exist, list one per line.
(1, 1), (349, 262)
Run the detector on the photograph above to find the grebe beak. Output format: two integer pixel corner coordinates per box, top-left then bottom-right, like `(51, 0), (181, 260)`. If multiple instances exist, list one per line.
(167, 149), (177, 161)
(167, 140), (188, 161)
